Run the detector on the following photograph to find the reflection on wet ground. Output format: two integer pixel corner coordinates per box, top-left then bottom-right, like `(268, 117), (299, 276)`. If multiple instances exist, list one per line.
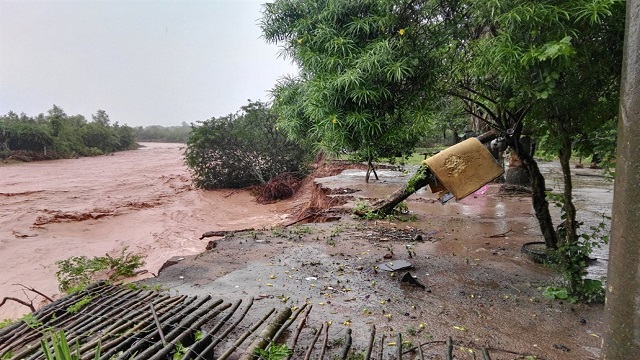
(321, 161), (613, 279)
(537, 162), (613, 279)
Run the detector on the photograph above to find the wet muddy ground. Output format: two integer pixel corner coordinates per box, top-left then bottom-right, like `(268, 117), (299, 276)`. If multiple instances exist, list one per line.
(141, 163), (612, 360)
(1, 144), (613, 359)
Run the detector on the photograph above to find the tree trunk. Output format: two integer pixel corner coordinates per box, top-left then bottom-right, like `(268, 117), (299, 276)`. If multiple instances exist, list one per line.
(368, 165), (435, 215)
(517, 145), (559, 249)
(558, 135), (578, 246)
(505, 136), (532, 187)
(365, 159), (379, 183)
(603, 0), (640, 356)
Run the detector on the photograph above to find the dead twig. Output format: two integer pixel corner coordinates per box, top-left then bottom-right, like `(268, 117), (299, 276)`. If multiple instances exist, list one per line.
(0, 297), (36, 312)
(13, 283), (54, 302)
(486, 229), (513, 238)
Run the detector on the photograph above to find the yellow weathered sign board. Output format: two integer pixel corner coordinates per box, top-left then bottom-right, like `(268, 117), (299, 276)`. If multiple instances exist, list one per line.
(423, 138), (504, 199)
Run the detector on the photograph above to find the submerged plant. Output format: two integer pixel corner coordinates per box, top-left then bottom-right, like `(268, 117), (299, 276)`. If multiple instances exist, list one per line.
(55, 247), (145, 293)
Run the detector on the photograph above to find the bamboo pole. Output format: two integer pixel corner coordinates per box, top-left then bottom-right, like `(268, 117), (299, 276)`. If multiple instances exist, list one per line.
(364, 324), (375, 360)
(196, 297), (255, 360)
(181, 299), (243, 360)
(238, 307), (293, 360)
(303, 323), (324, 360)
(102, 296), (208, 360)
(482, 348), (491, 360)
(216, 307), (276, 360)
(135, 298), (224, 360)
(286, 305), (312, 360)
(318, 321), (331, 360)
(340, 328), (352, 360)
(446, 337), (453, 360)
(146, 301), (232, 360)
(273, 303), (307, 344)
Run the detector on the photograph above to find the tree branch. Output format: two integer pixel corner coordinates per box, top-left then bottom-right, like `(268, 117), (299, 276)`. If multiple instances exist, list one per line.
(13, 283), (54, 302)
(0, 296), (36, 312)
(448, 91), (499, 124)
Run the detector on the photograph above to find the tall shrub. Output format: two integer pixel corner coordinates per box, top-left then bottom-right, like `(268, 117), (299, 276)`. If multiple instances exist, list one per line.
(185, 101), (311, 189)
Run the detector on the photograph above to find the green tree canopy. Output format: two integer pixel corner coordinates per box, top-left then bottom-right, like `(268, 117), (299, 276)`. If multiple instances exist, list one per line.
(0, 105), (138, 159)
(261, 0), (447, 176)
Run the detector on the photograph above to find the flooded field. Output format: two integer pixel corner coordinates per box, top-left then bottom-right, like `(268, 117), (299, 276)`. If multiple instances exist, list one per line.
(1, 144), (614, 359)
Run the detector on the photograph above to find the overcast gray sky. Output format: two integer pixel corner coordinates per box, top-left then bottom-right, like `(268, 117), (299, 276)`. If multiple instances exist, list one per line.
(0, 0), (297, 127)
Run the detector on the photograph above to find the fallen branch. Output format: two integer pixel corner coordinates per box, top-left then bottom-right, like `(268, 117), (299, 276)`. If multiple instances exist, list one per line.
(199, 228), (255, 240)
(366, 130), (498, 216)
(283, 212), (321, 227)
(13, 283), (54, 302)
(0, 297), (35, 312)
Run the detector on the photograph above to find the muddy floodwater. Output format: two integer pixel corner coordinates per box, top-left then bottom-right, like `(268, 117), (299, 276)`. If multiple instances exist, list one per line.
(1, 144), (614, 359)
(0, 143), (305, 319)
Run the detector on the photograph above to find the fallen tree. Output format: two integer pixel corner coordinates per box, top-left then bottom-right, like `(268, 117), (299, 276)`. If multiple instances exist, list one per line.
(365, 130), (498, 216)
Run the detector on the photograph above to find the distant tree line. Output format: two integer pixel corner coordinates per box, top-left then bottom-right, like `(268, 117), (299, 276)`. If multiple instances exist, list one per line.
(0, 105), (137, 161)
(132, 123), (192, 143)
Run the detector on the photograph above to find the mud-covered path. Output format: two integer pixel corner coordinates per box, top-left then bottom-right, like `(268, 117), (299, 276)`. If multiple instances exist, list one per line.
(0, 143), (304, 319)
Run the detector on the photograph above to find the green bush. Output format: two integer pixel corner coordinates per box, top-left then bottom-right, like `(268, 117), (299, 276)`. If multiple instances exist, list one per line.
(185, 100), (312, 189)
(55, 247), (145, 293)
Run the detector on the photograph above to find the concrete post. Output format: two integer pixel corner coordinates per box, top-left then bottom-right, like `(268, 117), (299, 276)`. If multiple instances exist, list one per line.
(602, 0), (640, 358)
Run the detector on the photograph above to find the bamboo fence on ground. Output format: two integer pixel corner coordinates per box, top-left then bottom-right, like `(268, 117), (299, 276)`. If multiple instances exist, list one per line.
(0, 283), (510, 360)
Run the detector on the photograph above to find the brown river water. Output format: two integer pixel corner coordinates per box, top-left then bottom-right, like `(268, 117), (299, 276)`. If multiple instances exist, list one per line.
(0, 143), (305, 320)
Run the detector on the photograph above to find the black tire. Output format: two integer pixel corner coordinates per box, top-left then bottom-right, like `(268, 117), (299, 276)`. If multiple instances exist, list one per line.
(521, 242), (549, 263)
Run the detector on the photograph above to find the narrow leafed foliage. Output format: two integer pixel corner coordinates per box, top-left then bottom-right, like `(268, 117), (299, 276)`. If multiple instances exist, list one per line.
(261, 0), (443, 168)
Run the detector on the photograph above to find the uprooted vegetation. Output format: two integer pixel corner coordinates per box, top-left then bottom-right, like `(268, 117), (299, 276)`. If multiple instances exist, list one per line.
(55, 247), (146, 293)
